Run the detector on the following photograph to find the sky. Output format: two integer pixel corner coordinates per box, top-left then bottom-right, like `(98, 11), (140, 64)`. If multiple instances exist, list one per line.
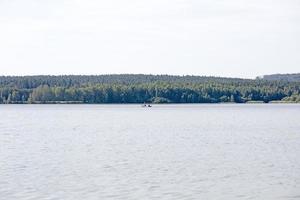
(0, 0), (299, 78)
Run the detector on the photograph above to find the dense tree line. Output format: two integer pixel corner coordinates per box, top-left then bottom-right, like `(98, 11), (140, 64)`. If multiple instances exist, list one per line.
(0, 74), (251, 88)
(0, 75), (299, 104)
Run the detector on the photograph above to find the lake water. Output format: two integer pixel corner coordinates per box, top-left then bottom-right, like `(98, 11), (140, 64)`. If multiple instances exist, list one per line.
(0, 104), (300, 200)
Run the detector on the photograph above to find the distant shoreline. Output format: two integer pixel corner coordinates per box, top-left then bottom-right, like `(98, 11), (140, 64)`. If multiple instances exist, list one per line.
(1, 101), (299, 105)
(1, 74), (299, 104)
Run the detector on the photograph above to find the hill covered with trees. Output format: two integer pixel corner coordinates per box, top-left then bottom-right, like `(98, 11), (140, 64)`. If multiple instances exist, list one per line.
(0, 74), (299, 104)
(262, 73), (300, 82)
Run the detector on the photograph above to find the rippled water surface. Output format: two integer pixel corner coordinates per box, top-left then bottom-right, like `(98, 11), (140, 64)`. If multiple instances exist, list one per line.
(1, 104), (300, 200)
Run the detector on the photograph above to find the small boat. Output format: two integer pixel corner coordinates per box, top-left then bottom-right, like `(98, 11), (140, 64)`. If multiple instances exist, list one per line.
(142, 103), (152, 107)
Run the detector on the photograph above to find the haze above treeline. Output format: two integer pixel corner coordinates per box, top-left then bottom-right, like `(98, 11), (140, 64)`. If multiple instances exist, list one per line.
(0, 73), (299, 104)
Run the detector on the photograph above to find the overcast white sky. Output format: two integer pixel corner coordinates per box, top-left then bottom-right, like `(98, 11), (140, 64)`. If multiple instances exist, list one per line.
(0, 0), (299, 78)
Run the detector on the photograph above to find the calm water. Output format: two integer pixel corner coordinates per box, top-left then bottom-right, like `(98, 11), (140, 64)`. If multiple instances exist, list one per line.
(0, 104), (300, 200)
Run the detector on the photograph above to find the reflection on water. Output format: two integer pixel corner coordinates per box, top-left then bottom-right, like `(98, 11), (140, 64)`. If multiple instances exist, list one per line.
(0, 104), (300, 200)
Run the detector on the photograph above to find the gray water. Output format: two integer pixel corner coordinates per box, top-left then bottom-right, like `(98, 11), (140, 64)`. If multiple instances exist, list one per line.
(0, 104), (300, 200)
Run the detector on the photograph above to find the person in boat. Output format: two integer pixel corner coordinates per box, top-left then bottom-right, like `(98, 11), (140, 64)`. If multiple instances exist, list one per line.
(142, 102), (152, 107)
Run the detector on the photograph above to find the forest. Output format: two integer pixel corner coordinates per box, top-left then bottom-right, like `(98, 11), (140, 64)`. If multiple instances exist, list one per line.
(0, 74), (299, 104)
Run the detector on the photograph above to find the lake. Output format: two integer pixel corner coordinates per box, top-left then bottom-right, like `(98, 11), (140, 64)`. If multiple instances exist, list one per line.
(0, 104), (300, 200)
